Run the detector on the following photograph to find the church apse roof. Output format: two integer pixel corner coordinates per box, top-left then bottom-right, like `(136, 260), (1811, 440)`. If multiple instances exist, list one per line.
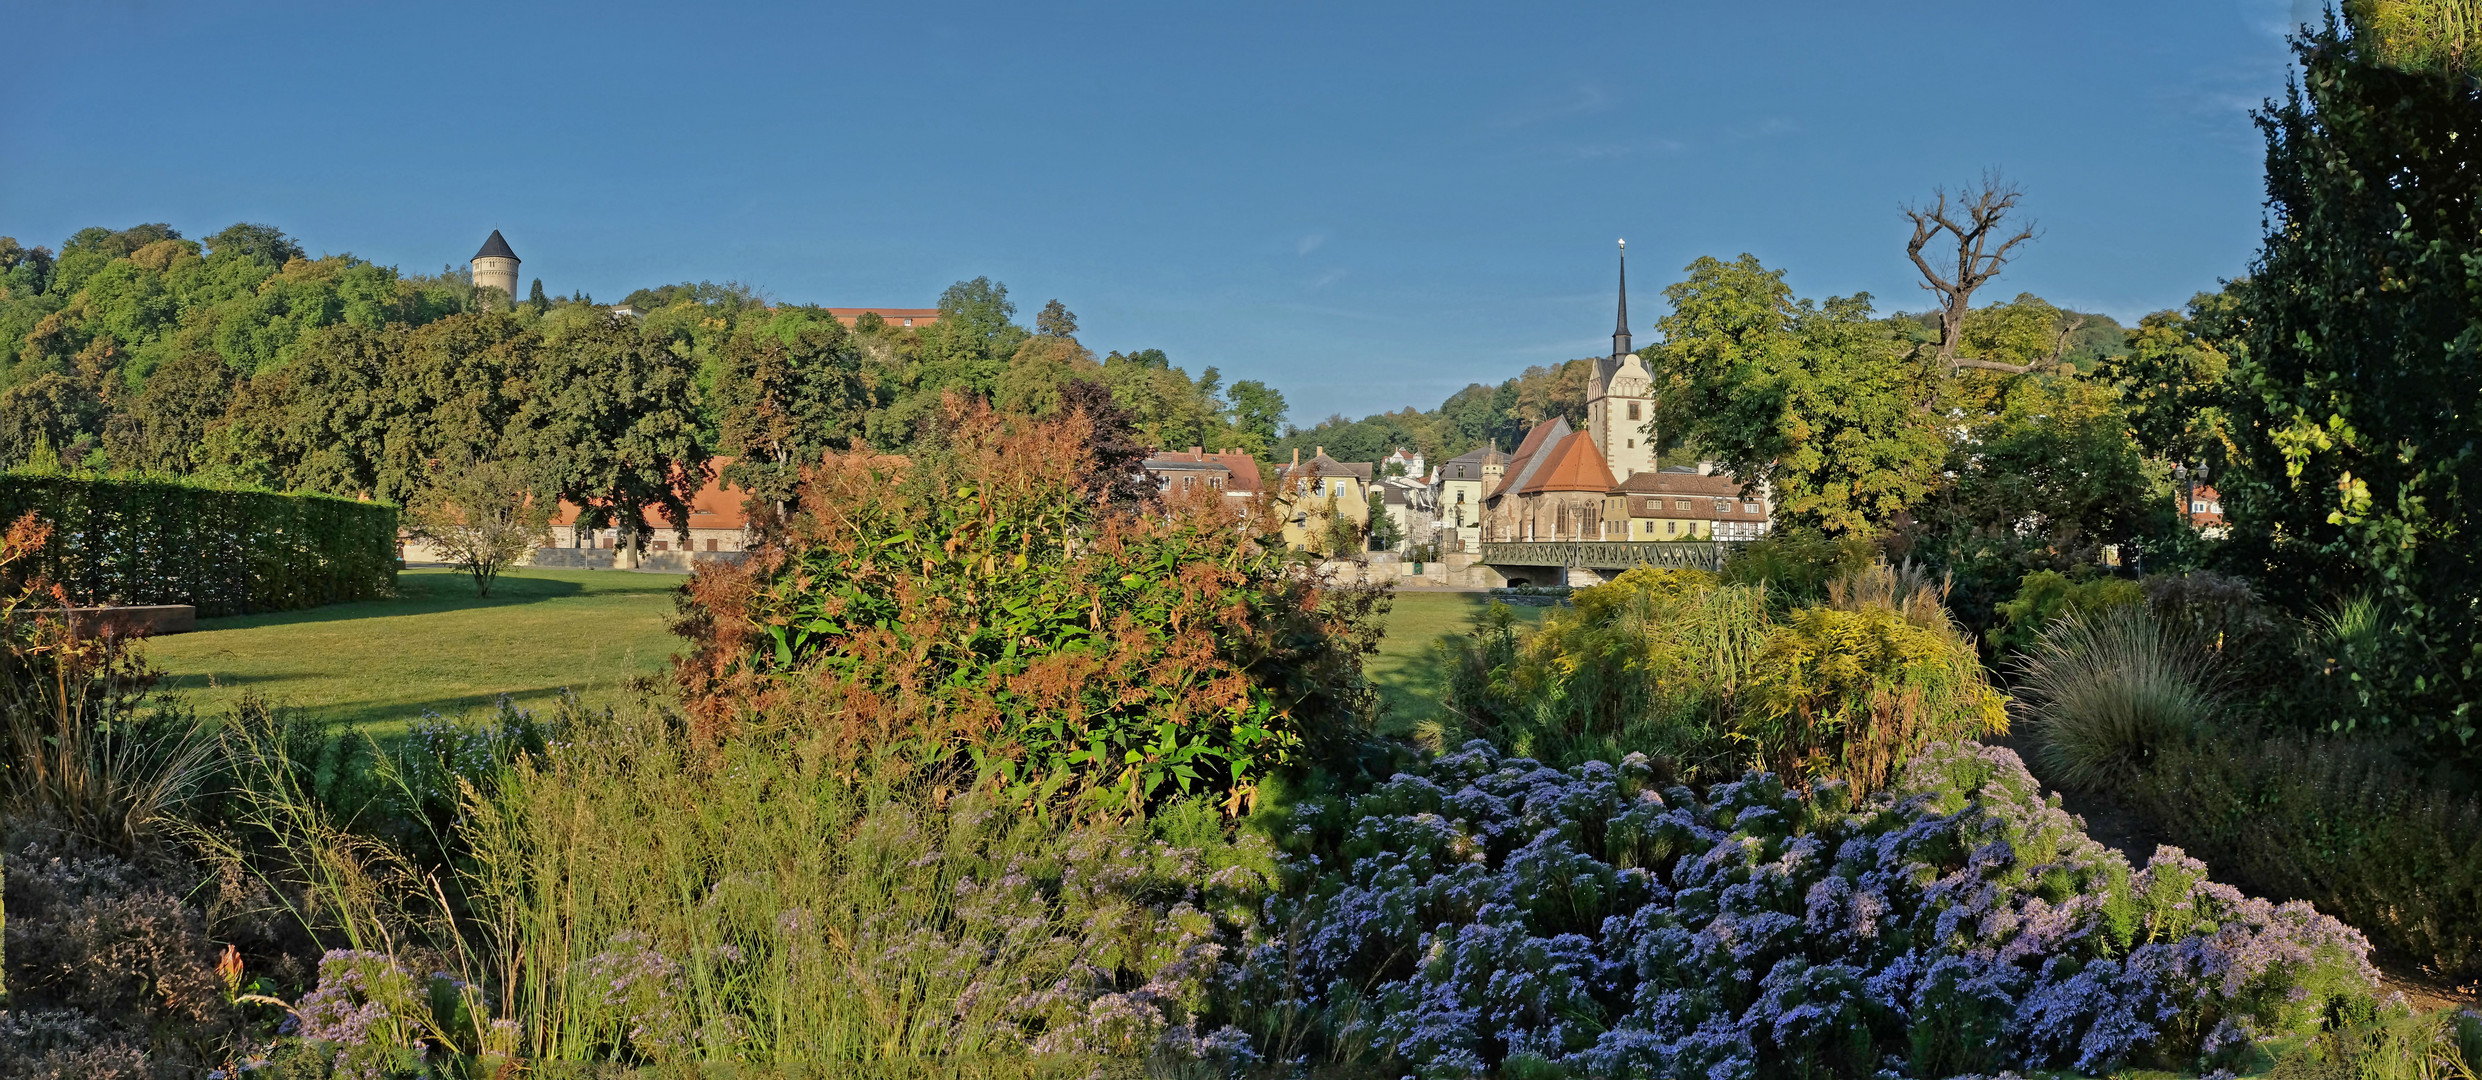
(1515, 432), (1617, 495)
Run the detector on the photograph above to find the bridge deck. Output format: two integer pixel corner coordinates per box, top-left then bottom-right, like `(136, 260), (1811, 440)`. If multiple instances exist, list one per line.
(1479, 540), (1738, 571)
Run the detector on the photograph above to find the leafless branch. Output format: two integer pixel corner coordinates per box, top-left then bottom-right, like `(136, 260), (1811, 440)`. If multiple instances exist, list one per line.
(1903, 170), (2039, 370)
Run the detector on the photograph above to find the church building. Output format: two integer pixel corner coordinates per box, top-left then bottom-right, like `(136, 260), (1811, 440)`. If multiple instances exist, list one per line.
(1483, 242), (1660, 542)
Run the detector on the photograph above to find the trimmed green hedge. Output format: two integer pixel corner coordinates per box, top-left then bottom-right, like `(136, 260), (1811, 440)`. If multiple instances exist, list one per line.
(0, 472), (398, 617)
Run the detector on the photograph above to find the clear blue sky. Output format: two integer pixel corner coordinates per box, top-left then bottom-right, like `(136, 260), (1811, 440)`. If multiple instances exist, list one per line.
(3, 1), (2317, 421)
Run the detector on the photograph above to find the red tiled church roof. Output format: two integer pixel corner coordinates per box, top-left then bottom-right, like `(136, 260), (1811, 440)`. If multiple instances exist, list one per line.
(1516, 432), (1616, 494)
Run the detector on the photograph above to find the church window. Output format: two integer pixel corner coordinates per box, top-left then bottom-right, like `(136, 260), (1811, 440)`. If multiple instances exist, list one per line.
(1626, 439), (1634, 448)
(1627, 401), (1641, 421)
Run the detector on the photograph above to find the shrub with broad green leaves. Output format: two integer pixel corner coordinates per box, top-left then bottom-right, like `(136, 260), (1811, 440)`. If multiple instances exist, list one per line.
(674, 398), (1385, 813)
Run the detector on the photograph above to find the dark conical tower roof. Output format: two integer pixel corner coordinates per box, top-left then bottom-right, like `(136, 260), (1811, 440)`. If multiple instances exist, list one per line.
(1612, 239), (1632, 359)
(473, 230), (518, 261)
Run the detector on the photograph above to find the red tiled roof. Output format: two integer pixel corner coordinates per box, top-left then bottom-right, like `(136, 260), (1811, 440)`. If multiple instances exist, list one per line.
(1516, 432), (1616, 494)
(1147, 448), (1265, 494)
(825, 308), (940, 328)
(548, 457), (749, 530)
(1491, 418), (1572, 497)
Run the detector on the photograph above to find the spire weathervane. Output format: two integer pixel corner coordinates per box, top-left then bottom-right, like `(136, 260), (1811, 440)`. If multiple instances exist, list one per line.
(1613, 239), (1632, 359)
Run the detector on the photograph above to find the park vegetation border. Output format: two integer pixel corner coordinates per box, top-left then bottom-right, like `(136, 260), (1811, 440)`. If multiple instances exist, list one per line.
(0, 471), (398, 617)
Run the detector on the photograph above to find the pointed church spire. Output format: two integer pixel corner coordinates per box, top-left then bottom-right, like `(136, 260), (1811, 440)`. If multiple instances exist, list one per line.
(1613, 239), (1632, 359)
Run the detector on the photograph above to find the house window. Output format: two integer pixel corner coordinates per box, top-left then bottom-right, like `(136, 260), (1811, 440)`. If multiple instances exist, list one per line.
(706, 538), (718, 551)
(1666, 520), (1676, 536)
(2191, 500), (2208, 514)
(1627, 401), (1641, 421)
(1674, 499), (1689, 510)
(1745, 502), (1759, 513)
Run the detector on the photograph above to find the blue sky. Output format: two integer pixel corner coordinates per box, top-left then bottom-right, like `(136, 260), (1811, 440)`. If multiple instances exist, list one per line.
(3, 1), (2317, 421)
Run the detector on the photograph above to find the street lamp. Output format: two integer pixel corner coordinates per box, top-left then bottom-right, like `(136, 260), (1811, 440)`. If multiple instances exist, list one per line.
(2173, 462), (2210, 524)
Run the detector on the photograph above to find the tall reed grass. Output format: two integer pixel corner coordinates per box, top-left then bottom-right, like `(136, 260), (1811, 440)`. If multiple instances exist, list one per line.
(0, 513), (212, 853)
(459, 702), (1271, 1070)
(2011, 605), (2219, 791)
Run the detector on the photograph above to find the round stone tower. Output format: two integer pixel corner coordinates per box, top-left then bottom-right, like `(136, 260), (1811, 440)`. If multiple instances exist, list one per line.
(470, 230), (520, 310)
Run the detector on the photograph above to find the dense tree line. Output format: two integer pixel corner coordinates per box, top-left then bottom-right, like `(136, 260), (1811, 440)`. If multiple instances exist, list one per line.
(0, 227), (1278, 540)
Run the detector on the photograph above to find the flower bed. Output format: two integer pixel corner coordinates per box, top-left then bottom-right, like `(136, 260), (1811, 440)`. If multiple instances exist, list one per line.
(1231, 741), (2378, 1079)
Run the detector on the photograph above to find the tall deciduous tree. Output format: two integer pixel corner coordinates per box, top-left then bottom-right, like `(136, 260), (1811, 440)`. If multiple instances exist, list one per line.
(511, 313), (710, 556)
(714, 319), (869, 524)
(2097, 289), (2242, 465)
(103, 349), (234, 474)
(1225, 379), (1287, 451)
(2226, 9), (2482, 749)
(1651, 255), (1945, 536)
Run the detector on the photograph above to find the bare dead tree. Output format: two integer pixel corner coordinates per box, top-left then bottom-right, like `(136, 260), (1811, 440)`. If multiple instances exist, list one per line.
(1905, 172), (2043, 373)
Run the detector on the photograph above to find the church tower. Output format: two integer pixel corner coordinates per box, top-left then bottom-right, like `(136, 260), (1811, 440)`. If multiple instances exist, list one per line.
(1586, 239), (1657, 482)
(471, 230), (520, 311)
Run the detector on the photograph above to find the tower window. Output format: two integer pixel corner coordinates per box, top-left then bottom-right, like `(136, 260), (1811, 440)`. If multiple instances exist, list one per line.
(1627, 402), (1641, 421)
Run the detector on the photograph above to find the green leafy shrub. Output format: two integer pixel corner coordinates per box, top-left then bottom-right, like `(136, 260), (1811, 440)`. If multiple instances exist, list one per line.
(1986, 568), (2142, 657)
(1441, 567), (1768, 774)
(675, 399), (1384, 813)
(0, 471), (397, 617)
(1741, 601), (2009, 794)
(1443, 563), (2005, 794)
(2013, 605), (2219, 791)
(2269, 1008), (2482, 1080)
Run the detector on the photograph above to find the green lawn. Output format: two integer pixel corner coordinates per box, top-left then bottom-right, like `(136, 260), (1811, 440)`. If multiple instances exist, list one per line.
(1368, 591), (1552, 734)
(148, 568), (685, 732)
(146, 569), (1546, 735)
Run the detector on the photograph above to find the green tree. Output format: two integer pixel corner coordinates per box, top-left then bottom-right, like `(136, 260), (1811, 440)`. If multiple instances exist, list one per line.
(714, 319), (869, 523)
(202, 222), (303, 268)
(406, 456), (553, 597)
(2225, 8), (2482, 749)
(1366, 489), (1404, 552)
(1652, 255), (1944, 536)
(0, 372), (104, 467)
(2098, 290), (2241, 465)
(1225, 379), (1287, 450)
(1034, 298), (1078, 338)
(102, 349), (235, 474)
(510, 314), (711, 556)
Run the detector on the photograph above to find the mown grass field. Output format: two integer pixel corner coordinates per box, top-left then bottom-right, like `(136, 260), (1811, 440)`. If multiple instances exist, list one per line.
(147, 568), (683, 733)
(147, 569), (1548, 734)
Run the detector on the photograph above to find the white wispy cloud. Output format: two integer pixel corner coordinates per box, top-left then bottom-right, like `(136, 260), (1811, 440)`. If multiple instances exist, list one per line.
(1296, 232), (1327, 256)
